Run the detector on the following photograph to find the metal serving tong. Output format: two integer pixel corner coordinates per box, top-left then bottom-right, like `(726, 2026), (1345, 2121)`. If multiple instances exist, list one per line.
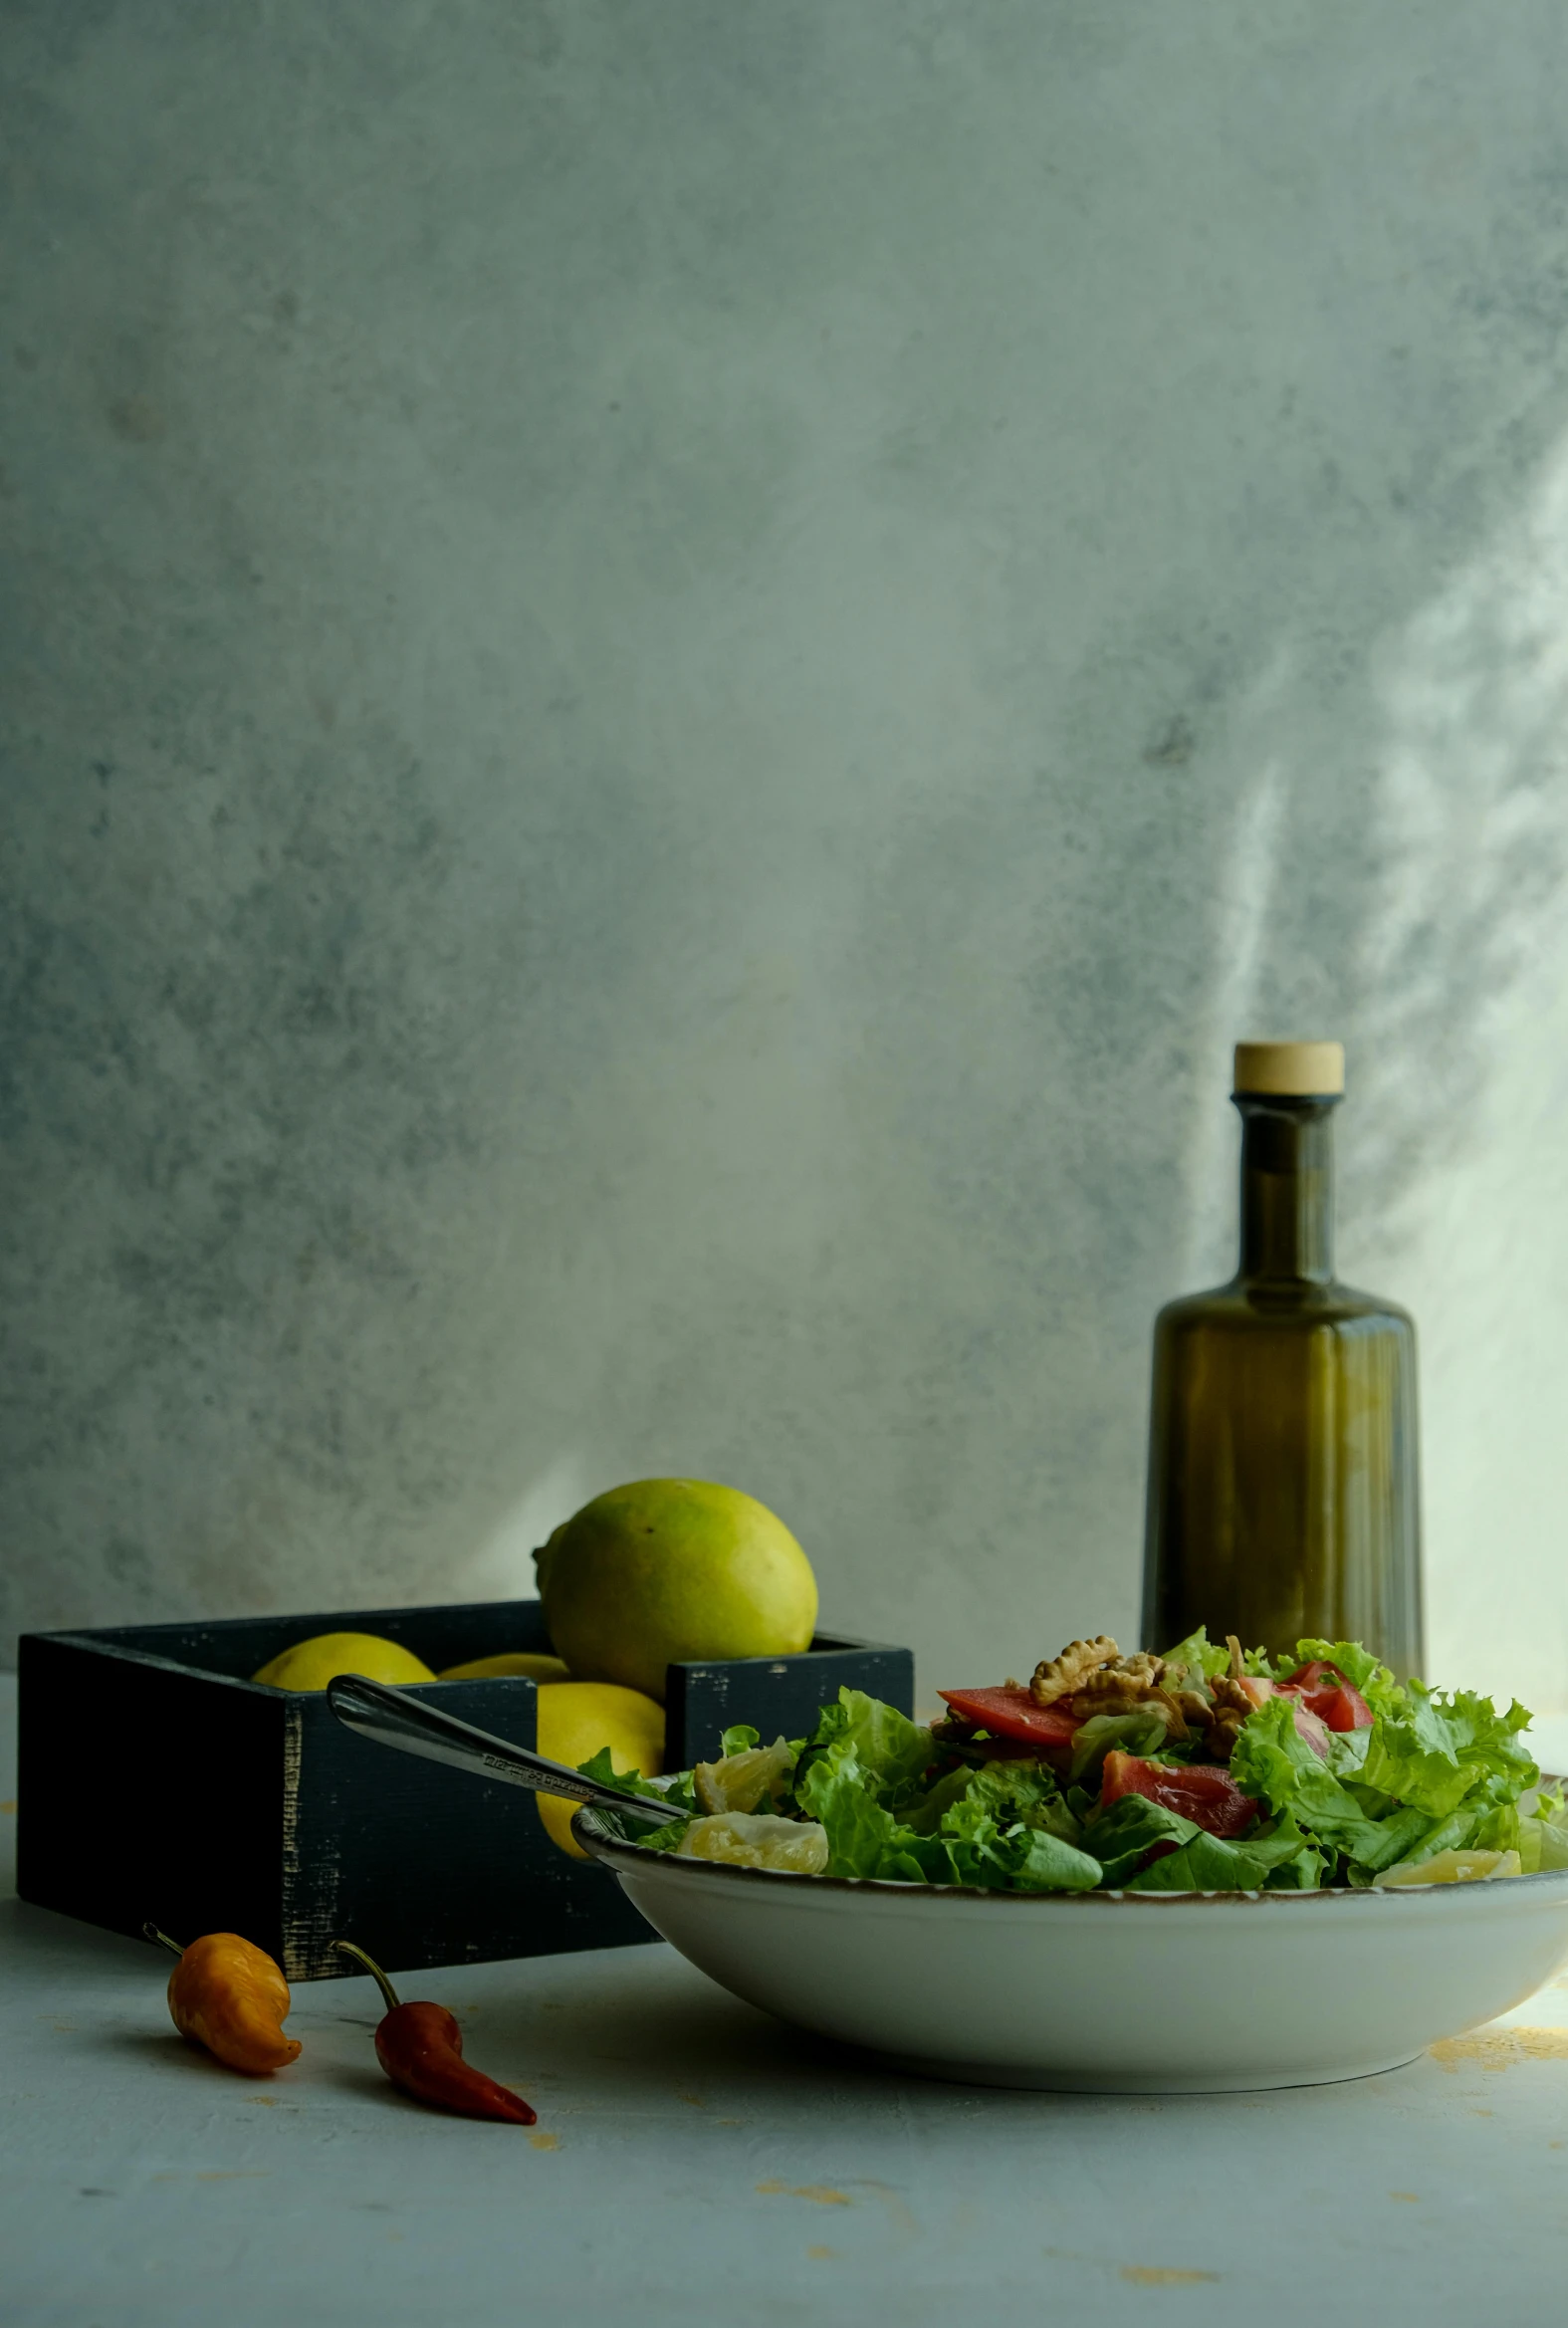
(325, 1673), (687, 1826)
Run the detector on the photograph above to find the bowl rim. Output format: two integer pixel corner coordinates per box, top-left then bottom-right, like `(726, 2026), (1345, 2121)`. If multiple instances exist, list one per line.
(572, 1795), (1568, 1911)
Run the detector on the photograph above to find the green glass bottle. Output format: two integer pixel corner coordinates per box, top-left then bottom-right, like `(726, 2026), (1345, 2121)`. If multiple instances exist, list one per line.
(1142, 1041), (1424, 1674)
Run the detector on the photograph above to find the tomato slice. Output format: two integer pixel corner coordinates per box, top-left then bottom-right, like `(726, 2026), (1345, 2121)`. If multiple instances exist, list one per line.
(1300, 1683), (1373, 1733)
(1281, 1660), (1347, 1692)
(938, 1685), (1080, 1751)
(1101, 1751), (1260, 1839)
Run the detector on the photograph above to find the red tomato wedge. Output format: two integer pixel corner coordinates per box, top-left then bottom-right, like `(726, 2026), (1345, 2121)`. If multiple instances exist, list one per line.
(1101, 1751), (1260, 1839)
(938, 1686), (1080, 1751)
(1281, 1660), (1346, 1692)
(1301, 1683), (1373, 1733)
(1275, 1665), (1373, 1735)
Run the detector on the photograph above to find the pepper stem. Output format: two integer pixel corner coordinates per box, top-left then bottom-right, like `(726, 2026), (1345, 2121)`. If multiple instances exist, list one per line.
(333, 1938), (402, 2013)
(143, 1922), (185, 1959)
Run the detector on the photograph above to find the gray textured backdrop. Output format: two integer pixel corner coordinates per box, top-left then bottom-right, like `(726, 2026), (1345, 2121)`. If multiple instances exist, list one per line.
(7, 2), (1568, 1705)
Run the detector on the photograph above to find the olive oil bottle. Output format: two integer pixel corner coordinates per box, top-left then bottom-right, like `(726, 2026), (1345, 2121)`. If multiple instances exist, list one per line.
(1142, 1041), (1423, 1674)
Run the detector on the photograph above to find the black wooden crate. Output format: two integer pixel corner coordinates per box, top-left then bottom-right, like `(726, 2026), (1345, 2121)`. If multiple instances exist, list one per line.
(16, 1598), (912, 1979)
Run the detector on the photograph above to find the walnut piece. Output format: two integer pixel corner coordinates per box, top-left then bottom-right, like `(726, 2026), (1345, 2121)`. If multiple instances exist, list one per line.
(1209, 1673), (1255, 1718)
(1063, 1652), (1168, 1721)
(1171, 1688), (1214, 1727)
(1030, 1635), (1121, 1707)
(1201, 1672), (1256, 1761)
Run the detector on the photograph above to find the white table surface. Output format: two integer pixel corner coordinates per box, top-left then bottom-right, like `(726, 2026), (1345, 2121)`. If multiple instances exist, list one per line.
(5, 1674), (1568, 2328)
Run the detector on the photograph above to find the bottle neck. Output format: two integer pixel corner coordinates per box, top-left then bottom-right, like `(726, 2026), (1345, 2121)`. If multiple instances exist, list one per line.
(1234, 1093), (1338, 1284)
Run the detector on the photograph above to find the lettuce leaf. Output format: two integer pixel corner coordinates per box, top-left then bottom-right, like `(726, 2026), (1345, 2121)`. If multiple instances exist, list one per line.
(802, 1689), (936, 1798)
(617, 1814), (690, 1852)
(1358, 1685), (1537, 1817)
(1008, 1828), (1103, 1892)
(795, 1758), (900, 1877)
(958, 1757), (1082, 1840)
(1405, 1805), (1484, 1862)
(873, 1802), (1099, 1892)
(1123, 1828), (1268, 1892)
(1245, 1810), (1327, 1890)
(1230, 1697), (1429, 1867)
(1285, 1638), (1403, 1714)
(797, 1690), (1101, 1887)
(576, 1746), (696, 1814)
(1160, 1626), (1232, 1682)
(1229, 1695), (1324, 1811)
(1348, 1804), (1437, 1874)
(1069, 1709), (1170, 1783)
(1525, 1784), (1568, 1873)
(1227, 1677), (1540, 1878)
(1082, 1793), (1199, 1886)
(795, 1688), (938, 1872)
(901, 1756), (1072, 1839)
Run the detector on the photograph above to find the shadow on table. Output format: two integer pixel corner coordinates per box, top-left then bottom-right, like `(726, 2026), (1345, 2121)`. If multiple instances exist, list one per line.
(1, 1893), (154, 1973)
(469, 1957), (912, 2101)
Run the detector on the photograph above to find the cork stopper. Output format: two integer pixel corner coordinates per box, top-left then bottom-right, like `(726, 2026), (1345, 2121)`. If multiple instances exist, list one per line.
(1233, 1040), (1345, 1096)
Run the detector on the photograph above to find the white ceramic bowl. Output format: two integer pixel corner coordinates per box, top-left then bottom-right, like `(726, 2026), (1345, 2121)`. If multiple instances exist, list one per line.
(574, 1810), (1568, 2092)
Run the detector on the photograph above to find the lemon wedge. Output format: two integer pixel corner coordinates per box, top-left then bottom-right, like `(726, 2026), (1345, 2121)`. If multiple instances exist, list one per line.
(677, 1813), (828, 1873)
(693, 1737), (795, 1816)
(1374, 1848), (1522, 1888)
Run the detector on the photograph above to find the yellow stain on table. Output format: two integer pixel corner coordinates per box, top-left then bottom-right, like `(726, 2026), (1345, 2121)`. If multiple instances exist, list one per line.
(1121, 2266), (1219, 2287)
(529, 2131), (560, 2151)
(0, 1799), (15, 1815)
(806, 2246), (836, 2261)
(1389, 2192), (1420, 2203)
(848, 2178), (920, 2235)
(1430, 2027), (1568, 2072)
(756, 2180), (851, 2207)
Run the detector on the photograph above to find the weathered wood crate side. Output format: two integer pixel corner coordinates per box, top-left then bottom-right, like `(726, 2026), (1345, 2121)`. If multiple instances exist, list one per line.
(18, 1632), (291, 1961)
(17, 1604), (914, 1978)
(283, 1677), (650, 1979)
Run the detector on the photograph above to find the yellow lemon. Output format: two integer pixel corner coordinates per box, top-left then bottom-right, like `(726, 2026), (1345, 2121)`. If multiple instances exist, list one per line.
(534, 1479), (817, 1703)
(251, 1631), (436, 1691)
(536, 1680), (664, 1858)
(438, 1652), (571, 1683)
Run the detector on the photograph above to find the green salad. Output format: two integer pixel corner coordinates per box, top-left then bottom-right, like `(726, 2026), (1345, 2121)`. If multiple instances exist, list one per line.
(579, 1628), (1568, 1894)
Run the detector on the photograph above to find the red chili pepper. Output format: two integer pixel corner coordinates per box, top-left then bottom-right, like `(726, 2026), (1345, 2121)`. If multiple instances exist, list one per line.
(333, 1941), (537, 2125)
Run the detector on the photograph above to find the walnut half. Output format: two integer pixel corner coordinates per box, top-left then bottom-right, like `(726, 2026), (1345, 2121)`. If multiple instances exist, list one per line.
(1063, 1653), (1168, 1721)
(1030, 1635), (1120, 1707)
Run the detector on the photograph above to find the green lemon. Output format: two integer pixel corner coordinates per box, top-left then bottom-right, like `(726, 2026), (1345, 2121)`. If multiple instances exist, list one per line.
(535, 1680), (665, 1858)
(251, 1631), (436, 1692)
(534, 1479), (818, 1704)
(437, 1652), (571, 1683)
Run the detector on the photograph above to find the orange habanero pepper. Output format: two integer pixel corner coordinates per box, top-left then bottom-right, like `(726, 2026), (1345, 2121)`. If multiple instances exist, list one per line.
(145, 1925), (302, 2075)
